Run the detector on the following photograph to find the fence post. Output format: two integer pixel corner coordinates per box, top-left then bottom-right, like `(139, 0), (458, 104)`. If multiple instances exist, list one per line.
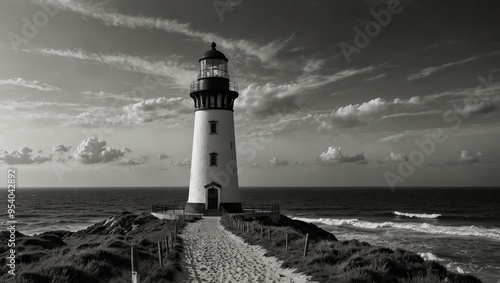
(157, 241), (163, 267)
(131, 245), (139, 283)
(268, 228), (271, 241)
(285, 233), (288, 251)
(253, 223), (255, 234)
(171, 231), (175, 249)
(303, 233), (309, 257)
(165, 235), (170, 255)
(260, 225), (264, 238)
(247, 223), (250, 233)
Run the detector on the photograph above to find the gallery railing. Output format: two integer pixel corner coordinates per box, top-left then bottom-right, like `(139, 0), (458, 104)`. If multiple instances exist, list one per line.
(190, 80), (238, 92)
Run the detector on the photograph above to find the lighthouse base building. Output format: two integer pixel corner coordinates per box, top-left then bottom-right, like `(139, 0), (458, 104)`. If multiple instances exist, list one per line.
(185, 43), (242, 214)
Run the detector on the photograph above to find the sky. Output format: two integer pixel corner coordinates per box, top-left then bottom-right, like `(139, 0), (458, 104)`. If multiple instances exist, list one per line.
(0, 0), (499, 188)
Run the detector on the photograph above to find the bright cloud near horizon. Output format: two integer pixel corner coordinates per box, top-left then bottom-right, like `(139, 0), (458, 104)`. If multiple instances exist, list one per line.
(0, 0), (499, 188)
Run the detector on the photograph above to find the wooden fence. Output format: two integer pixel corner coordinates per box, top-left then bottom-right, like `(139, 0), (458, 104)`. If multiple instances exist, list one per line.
(129, 219), (183, 283)
(225, 215), (310, 257)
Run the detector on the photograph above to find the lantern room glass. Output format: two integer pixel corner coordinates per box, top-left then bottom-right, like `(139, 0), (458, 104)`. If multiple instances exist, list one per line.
(199, 59), (229, 79)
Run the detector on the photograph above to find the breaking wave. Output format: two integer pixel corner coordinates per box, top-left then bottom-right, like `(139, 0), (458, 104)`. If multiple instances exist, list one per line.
(393, 211), (441, 219)
(418, 252), (441, 261)
(292, 217), (500, 241)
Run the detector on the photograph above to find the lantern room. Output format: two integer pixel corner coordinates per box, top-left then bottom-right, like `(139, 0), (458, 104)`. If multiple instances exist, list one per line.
(199, 43), (229, 79)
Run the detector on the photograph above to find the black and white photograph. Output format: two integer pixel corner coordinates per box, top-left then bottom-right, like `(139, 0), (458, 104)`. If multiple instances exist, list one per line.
(0, 0), (499, 282)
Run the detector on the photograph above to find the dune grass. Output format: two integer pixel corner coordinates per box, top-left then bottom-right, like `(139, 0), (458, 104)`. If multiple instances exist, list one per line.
(221, 214), (482, 283)
(0, 212), (190, 282)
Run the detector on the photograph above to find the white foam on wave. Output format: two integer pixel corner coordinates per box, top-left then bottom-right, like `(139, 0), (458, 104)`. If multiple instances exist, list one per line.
(292, 217), (500, 240)
(418, 252), (440, 261)
(394, 211), (441, 219)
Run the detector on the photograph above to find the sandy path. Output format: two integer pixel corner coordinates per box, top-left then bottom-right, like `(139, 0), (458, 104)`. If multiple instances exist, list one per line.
(180, 217), (316, 283)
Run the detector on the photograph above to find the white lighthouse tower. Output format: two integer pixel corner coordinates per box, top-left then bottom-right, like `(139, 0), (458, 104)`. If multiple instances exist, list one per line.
(185, 42), (242, 214)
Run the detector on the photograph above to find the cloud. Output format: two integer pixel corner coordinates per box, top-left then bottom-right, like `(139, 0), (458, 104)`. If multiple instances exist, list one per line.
(316, 147), (365, 165)
(237, 66), (377, 117)
(158, 153), (171, 161)
(0, 147), (51, 165)
(378, 129), (428, 142)
(269, 157), (289, 167)
(170, 159), (190, 167)
(300, 66), (377, 89)
(0, 78), (61, 92)
(52, 144), (72, 153)
(422, 82), (500, 103)
(82, 91), (143, 103)
(120, 97), (192, 123)
(42, 0), (291, 64)
(37, 48), (196, 88)
(458, 150), (481, 164)
(119, 156), (150, 166)
(366, 73), (387, 81)
(432, 150), (483, 167)
(66, 97), (192, 127)
(119, 159), (144, 165)
(387, 152), (408, 162)
(237, 83), (302, 117)
(455, 100), (496, 116)
(407, 57), (476, 80)
(72, 137), (128, 164)
(381, 110), (440, 119)
(302, 59), (325, 74)
(0, 101), (88, 112)
(238, 95), (425, 136)
(315, 96), (422, 130)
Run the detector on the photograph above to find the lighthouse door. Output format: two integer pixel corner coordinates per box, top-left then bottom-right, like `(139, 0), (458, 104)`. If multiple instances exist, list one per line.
(207, 188), (218, 209)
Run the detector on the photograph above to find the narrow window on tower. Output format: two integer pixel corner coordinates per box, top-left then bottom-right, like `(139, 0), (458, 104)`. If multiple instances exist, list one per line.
(209, 120), (218, 134)
(209, 152), (218, 166)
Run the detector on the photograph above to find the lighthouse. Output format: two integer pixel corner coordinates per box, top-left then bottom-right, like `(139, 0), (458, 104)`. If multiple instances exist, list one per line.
(185, 42), (242, 214)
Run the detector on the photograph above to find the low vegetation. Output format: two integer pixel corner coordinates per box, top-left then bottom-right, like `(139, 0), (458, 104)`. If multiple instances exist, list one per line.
(0, 212), (188, 282)
(221, 214), (482, 283)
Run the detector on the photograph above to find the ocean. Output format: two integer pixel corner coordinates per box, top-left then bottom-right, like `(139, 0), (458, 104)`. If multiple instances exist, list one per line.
(1, 187), (499, 282)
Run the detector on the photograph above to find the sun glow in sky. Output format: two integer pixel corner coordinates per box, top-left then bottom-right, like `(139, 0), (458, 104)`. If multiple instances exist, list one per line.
(0, 0), (499, 188)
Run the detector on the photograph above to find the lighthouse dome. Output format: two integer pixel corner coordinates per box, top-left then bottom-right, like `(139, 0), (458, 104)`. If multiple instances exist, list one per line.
(199, 42), (228, 62)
